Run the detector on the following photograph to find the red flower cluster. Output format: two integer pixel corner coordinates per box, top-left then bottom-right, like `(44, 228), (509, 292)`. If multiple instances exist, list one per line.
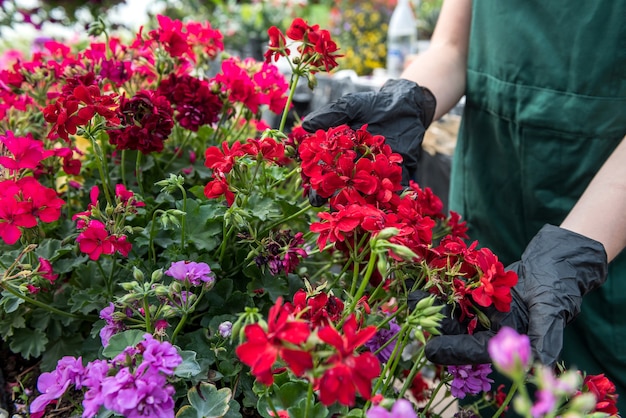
(265, 17), (342, 72)
(157, 73), (222, 132)
(108, 90), (174, 154)
(73, 185), (142, 260)
(0, 177), (64, 245)
(236, 297), (381, 407)
(144, 15), (224, 64)
(203, 137), (287, 206)
(316, 315), (380, 406)
(426, 236), (518, 321)
(581, 373), (619, 416)
(43, 72), (119, 141)
(291, 289), (344, 329)
(297, 124), (516, 330)
(235, 297), (312, 386)
(213, 58), (289, 115)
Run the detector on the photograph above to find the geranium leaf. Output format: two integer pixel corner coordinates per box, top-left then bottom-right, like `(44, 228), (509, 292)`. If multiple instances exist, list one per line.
(102, 329), (145, 358)
(69, 289), (109, 314)
(40, 334), (84, 370)
(176, 383), (231, 418)
(256, 380), (309, 417)
(289, 400), (329, 418)
(0, 290), (24, 313)
(185, 199), (225, 251)
(174, 350), (202, 378)
(9, 328), (48, 359)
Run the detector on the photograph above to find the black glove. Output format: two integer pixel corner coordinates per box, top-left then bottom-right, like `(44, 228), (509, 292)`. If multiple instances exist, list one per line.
(421, 224), (608, 366)
(302, 78), (436, 189)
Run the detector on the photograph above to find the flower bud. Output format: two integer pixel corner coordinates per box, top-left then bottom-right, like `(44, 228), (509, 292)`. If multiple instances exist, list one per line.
(218, 321), (233, 338)
(567, 393), (597, 414)
(151, 269), (163, 283)
(120, 280), (140, 291)
(487, 326), (532, 379)
(87, 18), (106, 37)
(132, 267), (145, 282)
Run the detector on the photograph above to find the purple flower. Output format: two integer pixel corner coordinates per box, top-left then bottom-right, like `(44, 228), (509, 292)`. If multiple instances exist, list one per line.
(365, 319), (401, 362)
(82, 360), (111, 418)
(30, 357), (85, 416)
(100, 367), (176, 418)
(254, 230), (308, 276)
(165, 260), (214, 286)
(218, 321), (233, 337)
(99, 302), (125, 347)
(448, 364), (494, 399)
(487, 326), (531, 377)
(139, 333), (182, 376)
(367, 399), (417, 418)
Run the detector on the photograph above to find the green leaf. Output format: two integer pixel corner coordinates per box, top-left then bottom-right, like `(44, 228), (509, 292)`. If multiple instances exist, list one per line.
(185, 199), (226, 251)
(174, 350), (202, 378)
(176, 383), (232, 418)
(102, 329), (145, 358)
(0, 291), (24, 313)
(34, 238), (74, 261)
(0, 310), (26, 338)
(244, 195), (281, 222)
(9, 328), (48, 359)
(222, 400), (242, 418)
(289, 400), (329, 418)
(40, 334), (84, 371)
(256, 380), (310, 417)
(69, 289), (108, 315)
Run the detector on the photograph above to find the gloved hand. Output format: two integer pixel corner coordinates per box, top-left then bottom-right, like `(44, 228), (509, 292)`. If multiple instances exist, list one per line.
(301, 78), (436, 189)
(420, 224), (608, 366)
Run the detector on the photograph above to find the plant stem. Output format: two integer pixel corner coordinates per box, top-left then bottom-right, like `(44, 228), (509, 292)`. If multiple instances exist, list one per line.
(171, 313), (187, 344)
(340, 252), (377, 327)
(88, 132), (113, 206)
(279, 72), (300, 132)
(176, 184), (187, 251)
(136, 151), (144, 196)
(493, 380), (519, 418)
(1, 284), (85, 320)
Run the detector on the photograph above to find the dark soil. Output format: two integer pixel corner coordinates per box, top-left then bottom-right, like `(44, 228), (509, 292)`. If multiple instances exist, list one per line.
(0, 346), (41, 416)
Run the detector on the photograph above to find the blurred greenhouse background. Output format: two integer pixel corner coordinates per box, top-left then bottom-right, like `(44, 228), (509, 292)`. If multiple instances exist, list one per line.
(0, 0), (442, 76)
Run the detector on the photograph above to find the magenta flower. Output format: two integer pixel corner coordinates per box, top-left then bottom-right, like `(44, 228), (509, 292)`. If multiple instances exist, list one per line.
(487, 326), (532, 378)
(366, 399), (417, 418)
(100, 367), (176, 418)
(531, 389), (557, 418)
(30, 356), (86, 416)
(448, 364), (493, 399)
(82, 359), (111, 418)
(165, 260), (214, 286)
(139, 333), (182, 375)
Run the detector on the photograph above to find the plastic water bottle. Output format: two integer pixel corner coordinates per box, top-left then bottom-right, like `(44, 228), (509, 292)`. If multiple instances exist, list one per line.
(386, 0), (418, 78)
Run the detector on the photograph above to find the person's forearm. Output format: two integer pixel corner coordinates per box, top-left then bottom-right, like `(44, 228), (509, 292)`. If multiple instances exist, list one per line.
(561, 136), (626, 262)
(400, 0), (472, 121)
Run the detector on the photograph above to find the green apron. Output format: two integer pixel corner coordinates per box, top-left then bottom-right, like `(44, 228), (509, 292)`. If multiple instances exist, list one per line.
(449, 0), (626, 410)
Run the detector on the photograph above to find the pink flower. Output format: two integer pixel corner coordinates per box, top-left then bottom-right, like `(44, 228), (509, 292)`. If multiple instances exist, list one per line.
(76, 220), (115, 260)
(487, 326), (532, 378)
(367, 399), (417, 418)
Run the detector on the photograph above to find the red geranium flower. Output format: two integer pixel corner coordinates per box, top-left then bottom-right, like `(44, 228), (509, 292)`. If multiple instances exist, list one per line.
(236, 297), (312, 385)
(316, 315), (380, 406)
(582, 373), (619, 416)
(470, 248), (518, 312)
(108, 90), (174, 154)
